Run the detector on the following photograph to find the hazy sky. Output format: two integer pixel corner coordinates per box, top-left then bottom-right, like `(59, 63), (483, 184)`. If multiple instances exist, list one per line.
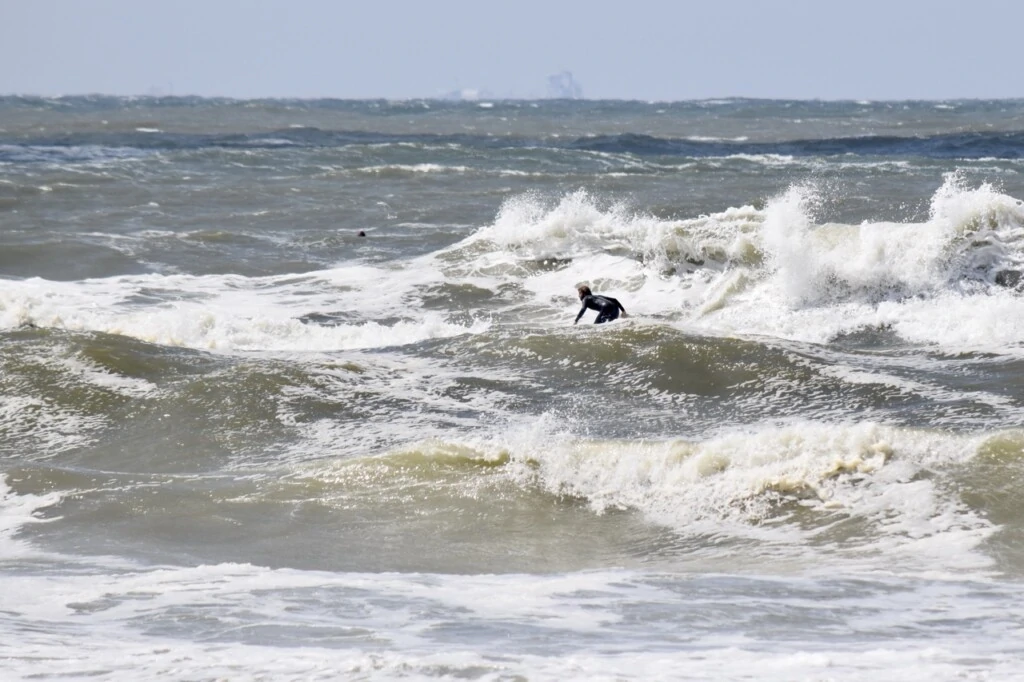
(2, 0), (1022, 100)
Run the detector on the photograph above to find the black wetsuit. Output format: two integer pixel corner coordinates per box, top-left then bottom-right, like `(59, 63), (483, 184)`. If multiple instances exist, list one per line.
(575, 294), (626, 324)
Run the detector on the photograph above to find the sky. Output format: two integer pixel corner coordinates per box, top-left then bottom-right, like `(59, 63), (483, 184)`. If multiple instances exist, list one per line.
(1, 0), (1022, 101)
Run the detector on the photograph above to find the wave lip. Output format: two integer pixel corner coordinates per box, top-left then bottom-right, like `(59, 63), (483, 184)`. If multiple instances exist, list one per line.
(231, 416), (1002, 576)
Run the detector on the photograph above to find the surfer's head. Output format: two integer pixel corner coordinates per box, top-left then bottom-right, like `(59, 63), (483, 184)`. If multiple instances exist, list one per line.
(577, 285), (591, 300)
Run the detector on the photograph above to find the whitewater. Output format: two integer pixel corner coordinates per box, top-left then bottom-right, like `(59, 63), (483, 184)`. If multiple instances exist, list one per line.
(2, 96), (1024, 680)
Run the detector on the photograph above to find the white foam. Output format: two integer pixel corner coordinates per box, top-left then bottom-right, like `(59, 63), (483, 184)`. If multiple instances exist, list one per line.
(470, 189), (645, 259)
(424, 181), (1024, 355)
(0, 558), (1017, 681)
(685, 176), (1024, 352)
(717, 153), (799, 165)
(4, 177), (1024, 360)
(53, 354), (157, 398)
(487, 417), (995, 572)
(686, 135), (751, 142)
(357, 163), (473, 174)
(450, 190), (761, 324)
(0, 343), (113, 455)
(0, 144), (148, 165)
(0, 267), (490, 354)
(0, 476), (63, 559)
(0, 394), (106, 458)
(820, 363), (1015, 413)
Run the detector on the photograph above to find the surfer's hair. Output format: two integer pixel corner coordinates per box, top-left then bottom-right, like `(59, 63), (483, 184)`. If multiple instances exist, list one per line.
(577, 285), (592, 298)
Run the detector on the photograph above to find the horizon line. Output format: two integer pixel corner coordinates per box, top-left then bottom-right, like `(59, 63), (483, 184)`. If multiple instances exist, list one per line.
(3, 92), (1024, 104)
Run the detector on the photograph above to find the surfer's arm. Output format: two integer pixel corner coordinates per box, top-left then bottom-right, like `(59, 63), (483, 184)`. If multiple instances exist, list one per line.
(608, 297), (627, 316)
(574, 303), (587, 324)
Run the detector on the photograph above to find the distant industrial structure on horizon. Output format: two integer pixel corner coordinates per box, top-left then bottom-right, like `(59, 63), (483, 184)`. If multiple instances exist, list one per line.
(546, 71), (583, 99)
(440, 71), (583, 101)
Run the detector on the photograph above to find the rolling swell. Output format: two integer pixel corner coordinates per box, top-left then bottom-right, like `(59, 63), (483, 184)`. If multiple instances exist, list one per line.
(6, 315), (1022, 477)
(447, 324), (1016, 434)
(7, 94), (1024, 679)
(8, 421), (1015, 574)
(570, 131), (1024, 159)
(5, 129), (1024, 161)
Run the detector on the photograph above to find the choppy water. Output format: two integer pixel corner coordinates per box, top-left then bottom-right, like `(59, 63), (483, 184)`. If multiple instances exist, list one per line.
(3, 96), (1024, 680)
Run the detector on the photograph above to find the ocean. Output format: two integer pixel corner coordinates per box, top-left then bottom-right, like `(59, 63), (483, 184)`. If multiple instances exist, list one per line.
(2, 95), (1024, 680)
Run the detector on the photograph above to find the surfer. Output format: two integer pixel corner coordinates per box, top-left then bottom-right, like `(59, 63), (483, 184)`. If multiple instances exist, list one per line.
(574, 285), (628, 324)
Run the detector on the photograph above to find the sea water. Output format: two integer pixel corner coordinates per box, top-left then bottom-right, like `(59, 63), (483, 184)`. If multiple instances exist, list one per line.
(2, 96), (1024, 680)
